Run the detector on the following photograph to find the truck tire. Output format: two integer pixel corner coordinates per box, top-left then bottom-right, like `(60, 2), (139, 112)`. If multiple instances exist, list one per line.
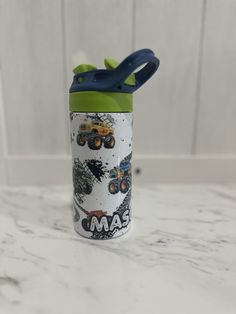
(104, 135), (115, 149)
(120, 177), (129, 194)
(84, 183), (92, 194)
(108, 179), (119, 194)
(77, 133), (86, 146)
(109, 168), (118, 178)
(88, 135), (102, 150)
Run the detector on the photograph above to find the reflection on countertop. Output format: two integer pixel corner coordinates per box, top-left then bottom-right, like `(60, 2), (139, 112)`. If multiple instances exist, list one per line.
(0, 184), (236, 314)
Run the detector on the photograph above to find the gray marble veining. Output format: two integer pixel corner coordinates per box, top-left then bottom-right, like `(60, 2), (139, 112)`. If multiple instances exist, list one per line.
(0, 185), (235, 314)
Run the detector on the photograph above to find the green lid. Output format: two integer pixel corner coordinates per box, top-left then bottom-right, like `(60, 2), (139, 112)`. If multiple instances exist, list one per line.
(70, 58), (133, 113)
(69, 49), (160, 112)
(69, 91), (132, 113)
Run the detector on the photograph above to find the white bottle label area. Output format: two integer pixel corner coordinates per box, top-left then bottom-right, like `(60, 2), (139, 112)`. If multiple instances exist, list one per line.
(70, 112), (133, 239)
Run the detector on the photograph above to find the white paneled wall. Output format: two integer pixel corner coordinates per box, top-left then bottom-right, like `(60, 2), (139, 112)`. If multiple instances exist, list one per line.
(0, 0), (236, 185)
(134, 0), (203, 154)
(64, 0), (133, 88)
(195, 0), (236, 153)
(0, 0), (67, 155)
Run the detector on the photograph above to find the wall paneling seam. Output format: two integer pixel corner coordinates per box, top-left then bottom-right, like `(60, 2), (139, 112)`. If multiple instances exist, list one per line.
(61, 0), (70, 153)
(191, 0), (207, 154)
(0, 69), (8, 183)
(132, 0), (136, 52)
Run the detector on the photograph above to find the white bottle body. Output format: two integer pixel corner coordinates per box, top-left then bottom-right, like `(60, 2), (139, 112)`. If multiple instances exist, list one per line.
(70, 112), (132, 239)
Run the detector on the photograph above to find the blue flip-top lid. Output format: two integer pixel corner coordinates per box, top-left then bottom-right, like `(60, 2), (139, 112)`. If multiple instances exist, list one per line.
(70, 49), (160, 94)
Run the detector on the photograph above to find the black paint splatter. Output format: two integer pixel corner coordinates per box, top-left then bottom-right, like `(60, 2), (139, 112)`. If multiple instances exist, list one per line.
(85, 159), (108, 182)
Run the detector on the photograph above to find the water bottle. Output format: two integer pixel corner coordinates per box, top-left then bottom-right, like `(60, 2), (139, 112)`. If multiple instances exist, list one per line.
(69, 49), (159, 239)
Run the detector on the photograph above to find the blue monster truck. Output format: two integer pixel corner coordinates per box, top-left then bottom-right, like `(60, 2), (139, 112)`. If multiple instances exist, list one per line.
(108, 160), (131, 194)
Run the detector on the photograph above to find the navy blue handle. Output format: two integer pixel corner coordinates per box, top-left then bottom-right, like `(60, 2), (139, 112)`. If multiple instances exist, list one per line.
(70, 49), (160, 93)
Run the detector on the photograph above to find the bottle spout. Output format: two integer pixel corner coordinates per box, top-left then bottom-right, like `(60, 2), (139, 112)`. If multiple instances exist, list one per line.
(70, 49), (160, 94)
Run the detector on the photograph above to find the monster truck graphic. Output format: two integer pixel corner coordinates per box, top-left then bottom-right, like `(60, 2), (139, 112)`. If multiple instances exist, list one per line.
(77, 114), (115, 150)
(108, 154), (132, 195)
(73, 158), (107, 202)
(73, 158), (94, 196)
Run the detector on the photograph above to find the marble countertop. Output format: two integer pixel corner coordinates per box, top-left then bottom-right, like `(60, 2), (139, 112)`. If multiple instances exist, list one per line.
(0, 185), (235, 314)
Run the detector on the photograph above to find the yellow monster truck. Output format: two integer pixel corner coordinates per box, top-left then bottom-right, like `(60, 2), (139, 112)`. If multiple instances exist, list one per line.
(77, 120), (115, 150)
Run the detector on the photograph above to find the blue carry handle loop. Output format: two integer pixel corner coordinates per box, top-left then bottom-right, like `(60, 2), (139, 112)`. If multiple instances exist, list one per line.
(70, 49), (160, 93)
(107, 49), (160, 93)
